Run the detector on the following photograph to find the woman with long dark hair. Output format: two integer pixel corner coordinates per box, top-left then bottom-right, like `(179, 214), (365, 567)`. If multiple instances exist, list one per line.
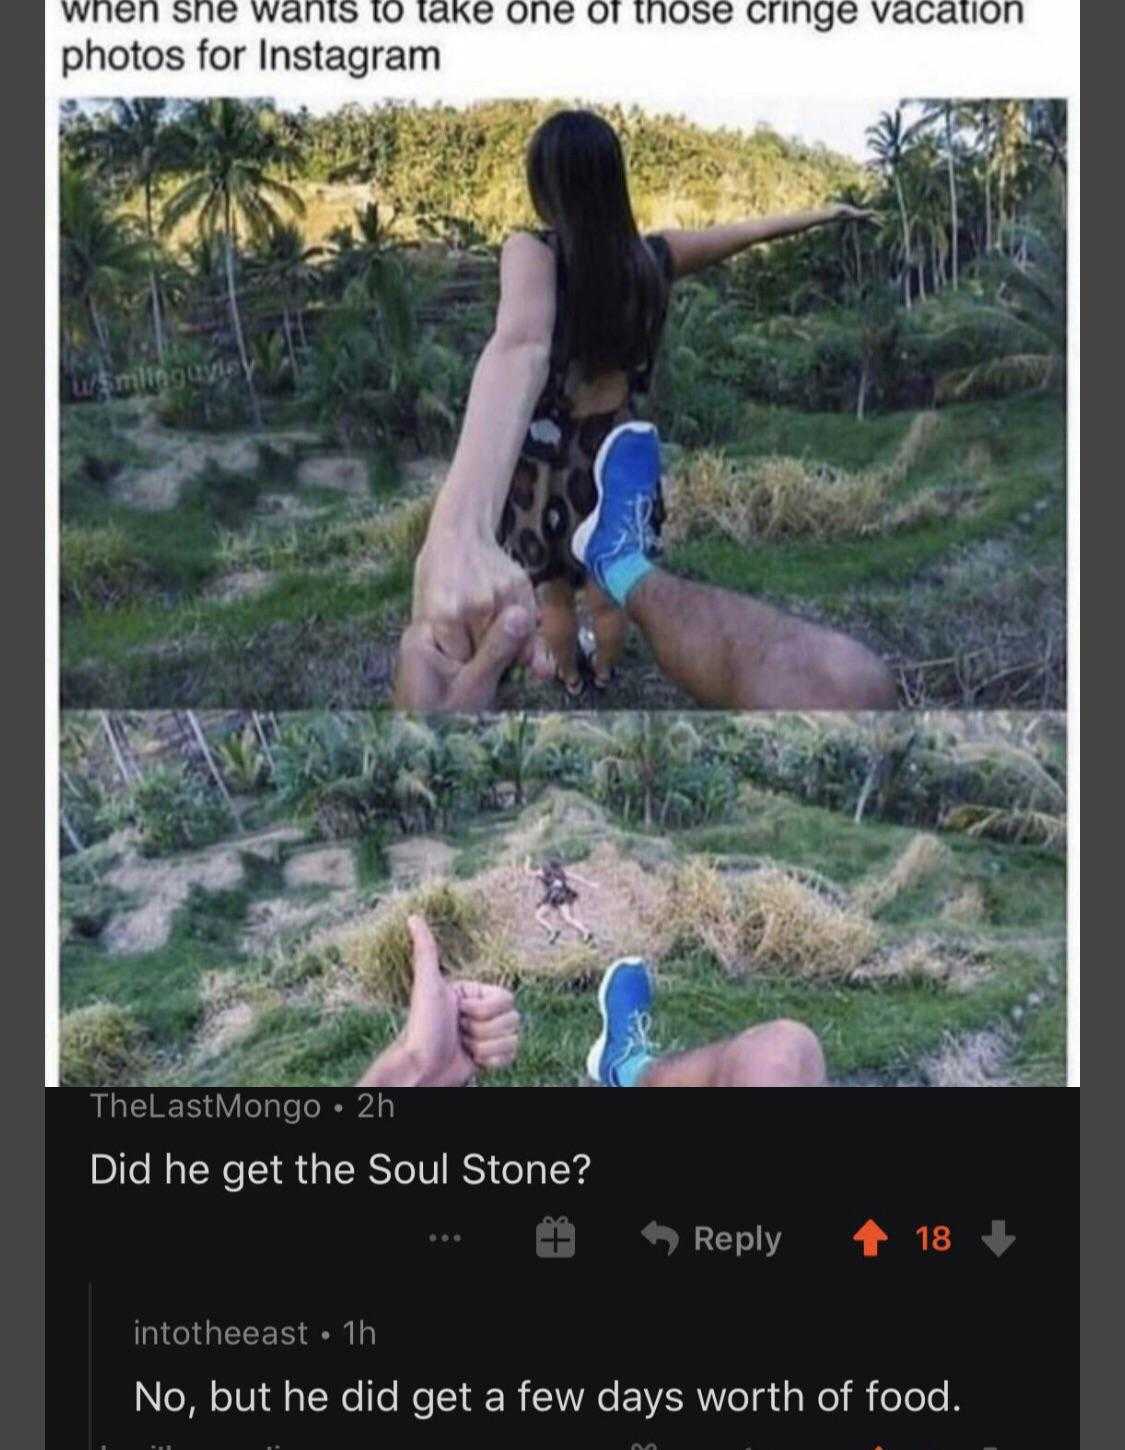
(525, 856), (597, 944)
(405, 109), (873, 701)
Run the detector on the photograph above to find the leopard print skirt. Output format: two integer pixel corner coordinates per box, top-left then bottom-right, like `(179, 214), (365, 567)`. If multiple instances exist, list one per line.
(497, 405), (665, 590)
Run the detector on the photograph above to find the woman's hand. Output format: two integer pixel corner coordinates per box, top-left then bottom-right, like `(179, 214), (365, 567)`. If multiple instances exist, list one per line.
(830, 204), (879, 225)
(413, 520), (540, 665)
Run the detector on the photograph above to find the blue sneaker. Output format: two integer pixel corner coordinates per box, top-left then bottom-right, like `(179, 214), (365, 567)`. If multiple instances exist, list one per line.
(571, 422), (661, 606)
(586, 957), (657, 1087)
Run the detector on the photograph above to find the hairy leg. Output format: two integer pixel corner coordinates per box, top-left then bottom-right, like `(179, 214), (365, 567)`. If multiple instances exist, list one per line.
(640, 1020), (827, 1087)
(584, 581), (629, 685)
(624, 570), (897, 710)
(559, 903), (592, 940)
(537, 578), (581, 690)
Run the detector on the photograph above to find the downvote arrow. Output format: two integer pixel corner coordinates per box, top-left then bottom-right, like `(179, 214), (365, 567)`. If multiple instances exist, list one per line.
(982, 1219), (1016, 1257)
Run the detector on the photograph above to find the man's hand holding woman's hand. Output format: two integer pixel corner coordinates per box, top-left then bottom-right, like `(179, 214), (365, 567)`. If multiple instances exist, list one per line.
(395, 522), (553, 710)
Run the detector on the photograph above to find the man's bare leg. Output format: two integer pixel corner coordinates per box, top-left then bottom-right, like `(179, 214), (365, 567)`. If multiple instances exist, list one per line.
(537, 578), (582, 692)
(535, 904), (559, 941)
(571, 425), (897, 710)
(623, 569), (897, 710)
(640, 1020), (827, 1087)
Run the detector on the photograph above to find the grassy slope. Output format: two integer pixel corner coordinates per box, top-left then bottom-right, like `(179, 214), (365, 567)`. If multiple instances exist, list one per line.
(60, 393), (1065, 709)
(60, 403), (409, 705)
(672, 396), (1064, 601)
(60, 793), (1066, 1089)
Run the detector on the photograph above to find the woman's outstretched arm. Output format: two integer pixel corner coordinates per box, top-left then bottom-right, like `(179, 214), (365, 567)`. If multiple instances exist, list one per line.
(411, 232), (556, 665)
(660, 204), (875, 278)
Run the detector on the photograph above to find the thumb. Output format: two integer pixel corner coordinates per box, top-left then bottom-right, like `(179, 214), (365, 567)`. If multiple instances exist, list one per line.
(446, 606), (535, 709)
(407, 914), (441, 990)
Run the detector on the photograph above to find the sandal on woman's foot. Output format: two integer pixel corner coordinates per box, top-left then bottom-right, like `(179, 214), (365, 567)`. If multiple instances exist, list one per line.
(589, 653), (618, 692)
(556, 669), (585, 699)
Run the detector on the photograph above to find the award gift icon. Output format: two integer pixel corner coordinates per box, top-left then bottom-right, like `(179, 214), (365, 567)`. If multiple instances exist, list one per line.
(535, 1215), (576, 1259)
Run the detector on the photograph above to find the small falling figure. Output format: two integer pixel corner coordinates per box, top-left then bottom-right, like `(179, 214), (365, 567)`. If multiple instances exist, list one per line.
(525, 856), (597, 944)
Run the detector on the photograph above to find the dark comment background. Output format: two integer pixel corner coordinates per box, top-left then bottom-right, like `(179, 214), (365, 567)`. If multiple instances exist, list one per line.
(47, 1088), (1076, 1448)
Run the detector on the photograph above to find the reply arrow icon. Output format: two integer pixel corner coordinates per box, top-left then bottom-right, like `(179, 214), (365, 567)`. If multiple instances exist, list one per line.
(853, 1218), (889, 1258)
(641, 1221), (680, 1256)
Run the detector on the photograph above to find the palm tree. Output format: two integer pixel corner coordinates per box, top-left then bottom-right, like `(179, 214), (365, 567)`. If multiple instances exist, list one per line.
(865, 109), (914, 309)
(994, 100), (1030, 251)
(1027, 99), (1067, 178)
(82, 100), (190, 364)
(941, 210), (1066, 402)
(250, 221), (324, 379)
(327, 202), (413, 353)
(972, 100), (997, 254)
(906, 100), (974, 288)
(849, 283), (901, 423)
(912, 141), (951, 293)
(161, 100), (304, 427)
(901, 134), (943, 297)
(59, 165), (147, 390)
(831, 182), (875, 289)
(543, 714), (703, 829)
(482, 713), (549, 807)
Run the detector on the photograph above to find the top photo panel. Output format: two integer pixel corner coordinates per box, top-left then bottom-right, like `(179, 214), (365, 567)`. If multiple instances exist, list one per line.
(58, 98), (1067, 712)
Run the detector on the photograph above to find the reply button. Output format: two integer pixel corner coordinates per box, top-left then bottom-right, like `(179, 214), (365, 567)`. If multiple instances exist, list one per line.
(694, 1225), (783, 1258)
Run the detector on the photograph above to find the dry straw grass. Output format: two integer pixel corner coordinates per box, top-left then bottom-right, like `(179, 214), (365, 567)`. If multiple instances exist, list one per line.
(59, 1002), (147, 1086)
(664, 452), (887, 545)
(309, 837), (665, 1005)
(192, 971), (280, 1061)
(310, 495), (434, 574)
(854, 833), (952, 915)
(663, 411), (943, 546)
(851, 937), (989, 991)
(941, 804), (1066, 851)
(219, 495), (433, 577)
(740, 869), (877, 978)
(745, 457), (888, 540)
(935, 354), (1061, 406)
(659, 859), (876, 980)
(352, 495), (434, 568)
(882, 411), (942, 485)
(331, 882), (504, 1006)
(883, 481), (985, 531)
(659, 856), (743, 966)
(920, 1028), (1013, 1087)
(941, 882), (988, 925)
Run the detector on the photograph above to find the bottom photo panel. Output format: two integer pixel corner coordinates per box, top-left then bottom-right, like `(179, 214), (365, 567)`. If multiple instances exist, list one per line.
(58, 710), (1066, 1090)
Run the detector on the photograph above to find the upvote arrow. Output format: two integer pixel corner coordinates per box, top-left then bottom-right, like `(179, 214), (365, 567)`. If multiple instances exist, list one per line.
(853, 1218), (889, 1258)
(982, 1219), (1016, 1257)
